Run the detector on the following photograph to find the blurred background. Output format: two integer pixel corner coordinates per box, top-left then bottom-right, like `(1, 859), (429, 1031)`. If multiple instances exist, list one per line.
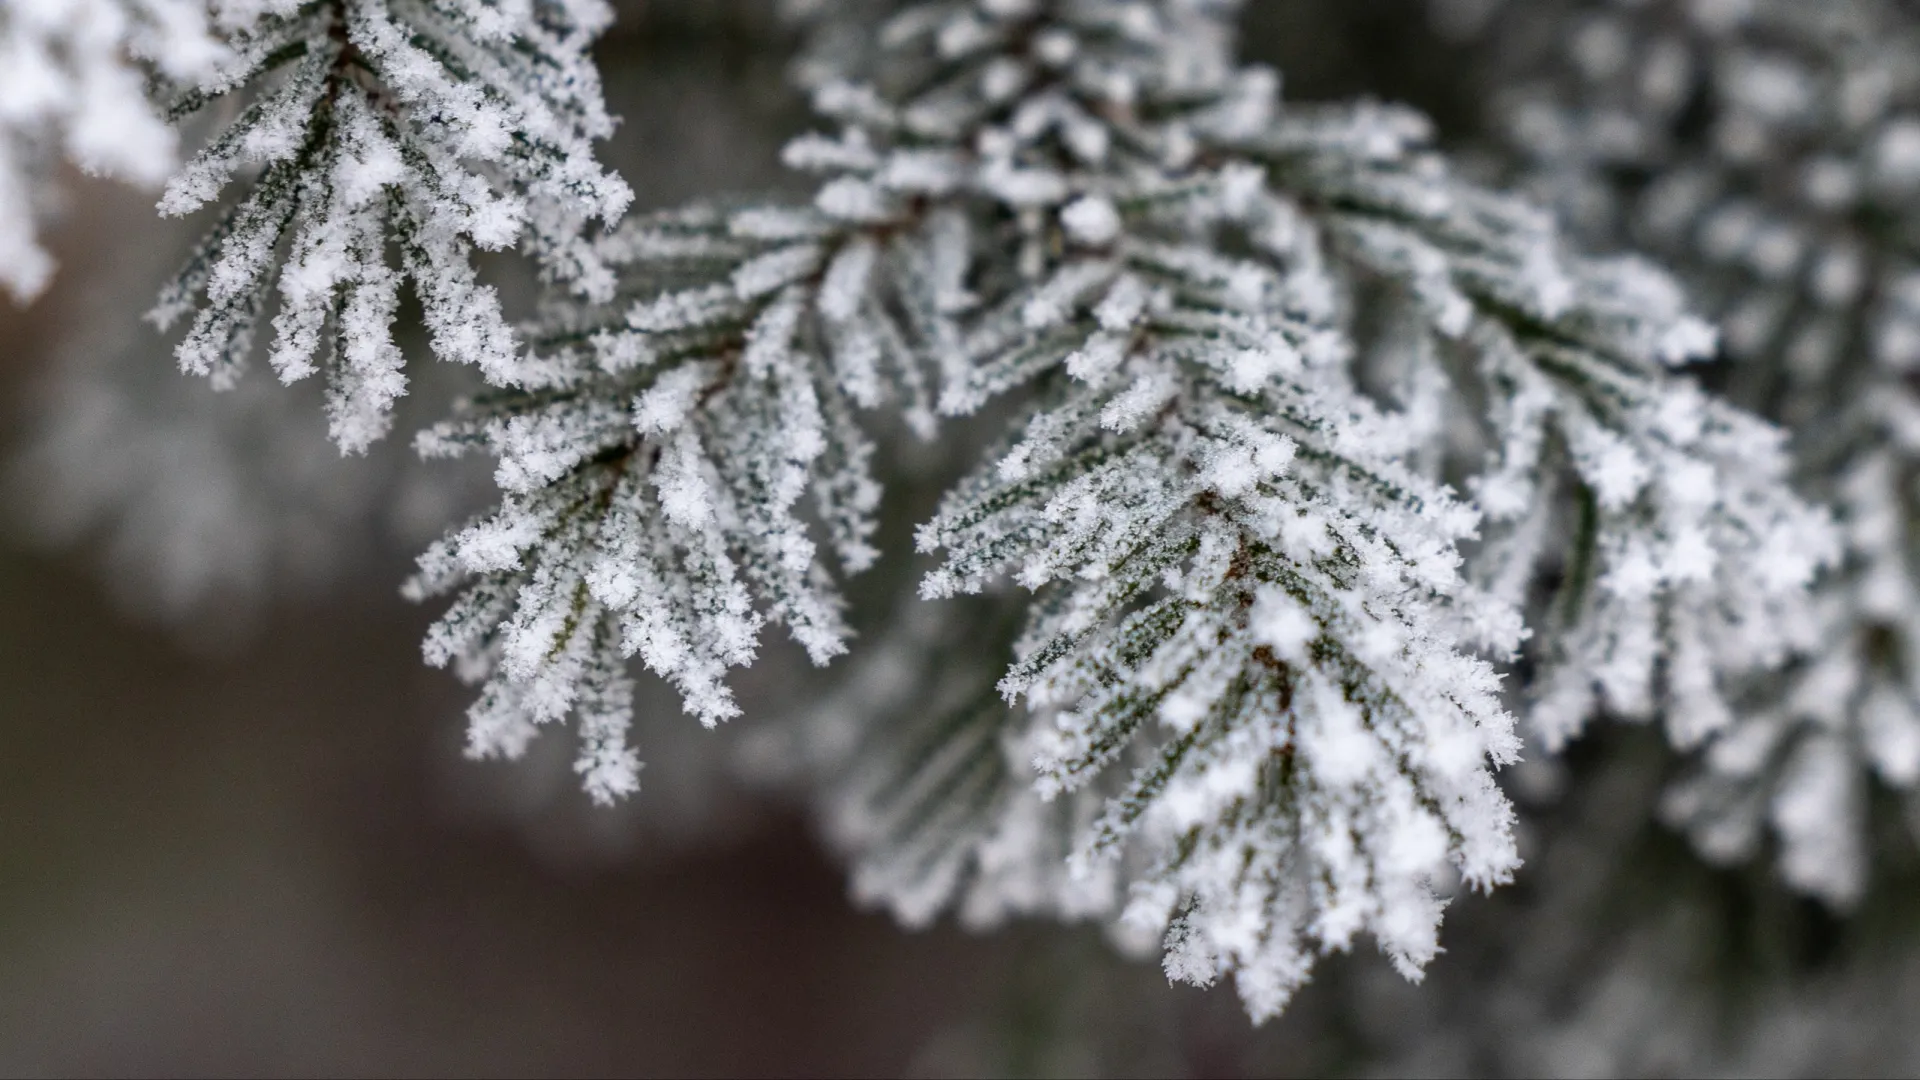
(7, 2), (1920, 1076)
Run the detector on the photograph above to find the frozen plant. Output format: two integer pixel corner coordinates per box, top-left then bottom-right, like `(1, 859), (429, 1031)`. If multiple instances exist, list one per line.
(0, 0), (224, 301)
(402, 0), (1827, 1019)
(1441, 0), (1920, 910)
(0, 0), (1841, 1025)
(148, 0), (632, 452)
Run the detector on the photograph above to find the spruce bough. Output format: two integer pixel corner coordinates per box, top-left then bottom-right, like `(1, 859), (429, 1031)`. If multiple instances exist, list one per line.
(1, 0), (1845, 1022)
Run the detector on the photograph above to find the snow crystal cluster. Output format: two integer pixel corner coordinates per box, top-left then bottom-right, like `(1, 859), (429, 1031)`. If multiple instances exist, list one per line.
(1442, 0), (1920, 909)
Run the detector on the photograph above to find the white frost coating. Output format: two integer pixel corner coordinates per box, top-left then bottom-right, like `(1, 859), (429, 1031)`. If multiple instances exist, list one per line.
(409, 204), (888, 806)
(1458, 0), (1912, 908)
(0, 0), (224, 301)
(1249, 585), (1317, 661)
(773, 0), (1823, 1023)
(48, 0), (1830, 1027)
(148, 0), (631, 451)
(818, 237), (878, 322)
(1060, 194), (1121, 246)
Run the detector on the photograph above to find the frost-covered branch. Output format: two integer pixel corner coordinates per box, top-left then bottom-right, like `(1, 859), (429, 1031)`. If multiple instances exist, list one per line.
(2, 0), (1846, 1026)
(0, 0), (224, 301)
(148, 0), (630, 452)
(1443, 0), (1914, 908)
(726, 0), (1826, 1019)
(404, 203), (889, 803)
(1193, 76), (1834, 758)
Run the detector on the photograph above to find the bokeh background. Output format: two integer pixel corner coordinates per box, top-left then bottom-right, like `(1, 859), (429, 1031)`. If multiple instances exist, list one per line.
(7, 3), (1920, 1076)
